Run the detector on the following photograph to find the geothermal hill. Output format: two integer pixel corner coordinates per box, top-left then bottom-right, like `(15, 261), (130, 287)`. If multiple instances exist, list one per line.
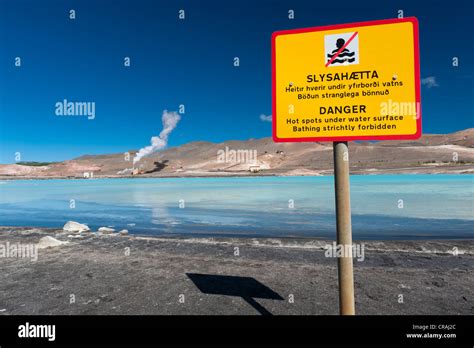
(1, 129), (473, 178)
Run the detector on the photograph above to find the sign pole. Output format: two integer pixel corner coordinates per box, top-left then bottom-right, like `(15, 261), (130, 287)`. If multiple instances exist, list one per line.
(333, 141), (355, 315)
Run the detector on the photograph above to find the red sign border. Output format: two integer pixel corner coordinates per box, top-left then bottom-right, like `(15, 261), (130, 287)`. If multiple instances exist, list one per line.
(272, 17), (421, 143)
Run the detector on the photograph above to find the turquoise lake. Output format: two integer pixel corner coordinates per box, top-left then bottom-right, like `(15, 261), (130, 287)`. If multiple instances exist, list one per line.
(0, 175), (472, 239)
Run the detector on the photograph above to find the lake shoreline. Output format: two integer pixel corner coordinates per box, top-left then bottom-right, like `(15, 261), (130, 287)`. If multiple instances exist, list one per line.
(1, 167), (473, 181)
(0, 226), (472, 315)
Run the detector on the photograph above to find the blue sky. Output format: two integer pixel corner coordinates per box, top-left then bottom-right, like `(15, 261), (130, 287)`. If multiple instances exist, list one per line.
(0, 0), (473, 162)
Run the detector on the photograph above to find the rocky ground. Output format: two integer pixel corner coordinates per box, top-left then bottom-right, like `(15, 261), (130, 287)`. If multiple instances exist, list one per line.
(0, 227), (473, 315)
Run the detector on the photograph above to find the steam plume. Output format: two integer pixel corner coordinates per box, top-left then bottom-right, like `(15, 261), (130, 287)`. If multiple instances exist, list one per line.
(133, 110), (181, 164)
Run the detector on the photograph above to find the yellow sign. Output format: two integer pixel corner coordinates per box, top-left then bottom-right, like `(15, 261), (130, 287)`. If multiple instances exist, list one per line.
(272, 17), (421, 142)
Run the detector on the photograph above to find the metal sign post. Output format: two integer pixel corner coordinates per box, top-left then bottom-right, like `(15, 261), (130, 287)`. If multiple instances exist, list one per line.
(333, 141), (355, 315)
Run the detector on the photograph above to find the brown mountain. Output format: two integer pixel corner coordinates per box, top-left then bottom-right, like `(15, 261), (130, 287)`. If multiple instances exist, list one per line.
(1, 129), (473, 178)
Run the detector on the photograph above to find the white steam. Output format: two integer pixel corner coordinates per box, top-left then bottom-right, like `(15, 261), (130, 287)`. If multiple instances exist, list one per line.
(133, 110), (181, 164)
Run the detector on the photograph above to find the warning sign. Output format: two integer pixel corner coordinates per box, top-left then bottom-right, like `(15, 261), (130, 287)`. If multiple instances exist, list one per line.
(272, 17), (421, 142)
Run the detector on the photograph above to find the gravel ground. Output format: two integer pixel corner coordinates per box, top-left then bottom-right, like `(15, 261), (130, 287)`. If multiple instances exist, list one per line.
(0, 227), (472, 315)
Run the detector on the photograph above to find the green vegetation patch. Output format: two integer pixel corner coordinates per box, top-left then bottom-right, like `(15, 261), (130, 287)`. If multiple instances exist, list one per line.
(17, 161), (57, 166)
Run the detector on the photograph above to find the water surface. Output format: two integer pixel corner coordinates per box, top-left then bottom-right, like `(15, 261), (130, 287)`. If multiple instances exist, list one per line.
(0, 175), (472, 239)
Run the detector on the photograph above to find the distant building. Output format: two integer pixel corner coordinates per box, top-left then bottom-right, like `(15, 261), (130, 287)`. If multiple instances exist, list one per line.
(249, 165), (260, 173)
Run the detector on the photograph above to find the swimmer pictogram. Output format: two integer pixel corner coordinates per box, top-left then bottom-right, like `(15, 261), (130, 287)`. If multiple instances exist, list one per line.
(324, 32), (359, 67)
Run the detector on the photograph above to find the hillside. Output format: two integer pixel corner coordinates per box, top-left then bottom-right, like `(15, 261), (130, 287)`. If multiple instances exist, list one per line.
(1, 129), (473, 178)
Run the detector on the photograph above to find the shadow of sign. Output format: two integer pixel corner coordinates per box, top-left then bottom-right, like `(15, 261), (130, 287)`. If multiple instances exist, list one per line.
(186, 273), (284, 315)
